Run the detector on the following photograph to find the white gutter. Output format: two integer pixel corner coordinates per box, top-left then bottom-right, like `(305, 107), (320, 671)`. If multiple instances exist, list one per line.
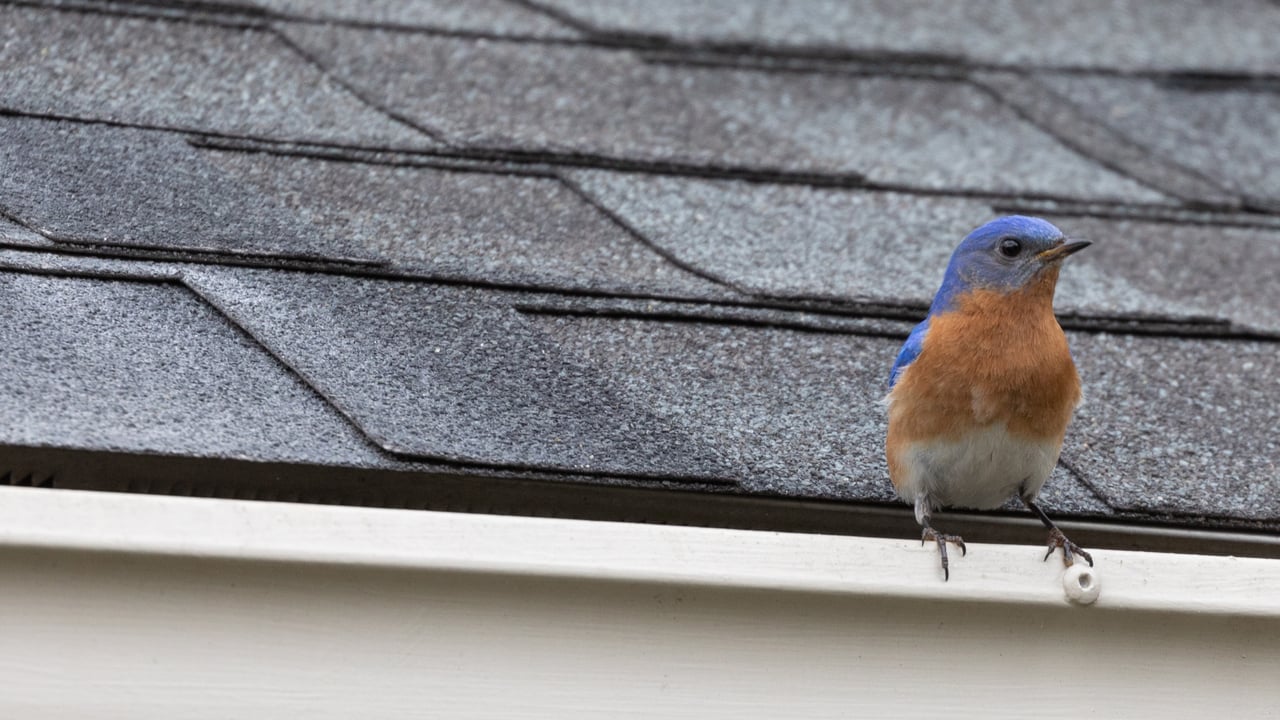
(0, 486), (1276, 718)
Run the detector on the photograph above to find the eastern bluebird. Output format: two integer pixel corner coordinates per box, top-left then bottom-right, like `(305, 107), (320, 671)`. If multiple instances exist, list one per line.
(885, 216), (1093, 580)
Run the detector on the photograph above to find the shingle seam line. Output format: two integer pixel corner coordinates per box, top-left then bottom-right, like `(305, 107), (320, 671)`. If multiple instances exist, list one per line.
(174, 273), (488, 475)
(0, 241), (751, 306)
(555, 172), (755, 295)
(16, 0), (1280, 88)
(968, 74), (1241, 208)
(512, 295), (1280, 343)
(8, 242), (1274, 342)
(990, 201), (1280, 232)
(199, 136), (1280, 222)
(0, 260), (178, 284)
(265, 24), (452, 146)
(0, 276), (734, 487)
(0, 107), (433, 155)
(188, 135), (563, 179)
(181, 273), (741, 485)
(1, 0), (267, 28)
(513, 304), (914, 340)
(38, 233), (384, 268)
(1055, 456), (1118, 511)
(496, 0), (598, 35)
(3, 105), (1268, 212)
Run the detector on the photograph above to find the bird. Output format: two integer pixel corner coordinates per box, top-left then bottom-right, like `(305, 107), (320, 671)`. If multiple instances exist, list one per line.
(884, 215), (1093, 580)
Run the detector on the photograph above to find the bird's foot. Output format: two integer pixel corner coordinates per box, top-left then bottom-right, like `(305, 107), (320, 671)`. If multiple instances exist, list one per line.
(922, 527), (966, 581)
(1044, 527), (1093, 568)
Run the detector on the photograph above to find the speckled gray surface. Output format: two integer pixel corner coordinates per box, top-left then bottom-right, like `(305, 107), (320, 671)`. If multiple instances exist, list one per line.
(252, 0), (579, 36)
(184, 266), (738, 481)
(1045, 216), (1280, 334)
(568, 171), (1219, 324)
(0, 270), (391, 466)
(973, 73), (1239, 209)
(0, 116), (375, 261)
(534, 0), (1280, 73)
(2, 0), (1278, 534)
(533, 313), (1111, 515)
(534, 313), (899, 500)
(199, 148), (726, 295)
(567, 169), (983, 301)
(1040, 75), (1280, 210)
(0, 4), (430, 147)
(0, 247), (178, 281)
(1066, 332), (1280, 520)
(281, 23), (1163, 201)
(0, 216), (51, 248)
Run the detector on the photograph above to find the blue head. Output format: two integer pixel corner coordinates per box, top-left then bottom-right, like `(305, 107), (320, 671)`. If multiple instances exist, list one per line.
(928, 216), (1089, 315)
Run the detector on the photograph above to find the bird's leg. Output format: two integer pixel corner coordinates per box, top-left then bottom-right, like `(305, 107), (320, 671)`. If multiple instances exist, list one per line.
(916, 495), (966, 581)
(1023, 499), (1093, 568)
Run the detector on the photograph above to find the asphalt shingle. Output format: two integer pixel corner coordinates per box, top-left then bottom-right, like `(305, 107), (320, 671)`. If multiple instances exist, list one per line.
(283, 24), (1165, 202)
(3, 0), (1277, 539)
(533, 312), (1111, 515)
(199, 147), (727, 295)
(0, 247), (177, 281)
(1040, 75), (1280, 211)
(0, 216), (50, 248)
(253, 0), (579, 37)
(183, 267), (739, 481)
(568, 171), (1223, 325)
(0, 4), (429, 147)
(0, 116), (377, 262)
(1044, 215), (1280, 335)
(1066, 332), (1280, 521)
(0, 269), (389, 466)
(534, 0), (1280, 73)
(973, 72), (1242, 209)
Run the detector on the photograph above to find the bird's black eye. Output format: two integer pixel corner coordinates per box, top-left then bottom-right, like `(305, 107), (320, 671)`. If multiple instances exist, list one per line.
(998, 238), (1022, 258)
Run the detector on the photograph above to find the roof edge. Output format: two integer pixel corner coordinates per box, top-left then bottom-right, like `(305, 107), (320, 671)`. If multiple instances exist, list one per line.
(1, 485), (1276, 618)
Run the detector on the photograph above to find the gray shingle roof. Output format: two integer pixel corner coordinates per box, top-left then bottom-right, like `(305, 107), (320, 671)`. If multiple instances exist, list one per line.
(0, 4), (429, 146)
(1, 270), (389, 466)
(2, 0), (1278, 546)
(530, 0), (1280, 73)
(1040, 74), (1280, 211)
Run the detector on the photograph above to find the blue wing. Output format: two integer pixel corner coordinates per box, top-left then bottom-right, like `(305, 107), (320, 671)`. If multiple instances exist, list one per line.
(888, 318), (930, 389)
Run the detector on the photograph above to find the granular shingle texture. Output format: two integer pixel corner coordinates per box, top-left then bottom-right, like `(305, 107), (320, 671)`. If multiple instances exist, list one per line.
(532, 313), (1112, 516)
(3, 0), (1278, 540)
(253, 0), (579, 37)
(0, 216), (51, 248)
(282, 23), (1164, 201)
(0, 116), (373, 262)
(568, 171), (1222, 323)
(0, 270), (389, 466)
(0, 4), (430, 147)
(1040, 75), (1280, 211)
(972, 72), (1242, 209)
(184, 266), (737, 481)
(1044, 216), (1280, 334)
(1067, 332), (1280, 520)
(200, 148), (726, 294)
(534, 0), (1280, 73)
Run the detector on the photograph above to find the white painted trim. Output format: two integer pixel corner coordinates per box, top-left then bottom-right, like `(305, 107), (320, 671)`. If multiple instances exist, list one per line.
(0, 486), (1276, 718)
(1, 486), (1274, 615)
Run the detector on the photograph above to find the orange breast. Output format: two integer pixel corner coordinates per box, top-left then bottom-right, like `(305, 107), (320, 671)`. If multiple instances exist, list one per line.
(886, 268), (1081, 486)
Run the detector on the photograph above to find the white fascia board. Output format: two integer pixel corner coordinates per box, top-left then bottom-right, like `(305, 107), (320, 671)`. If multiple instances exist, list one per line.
(0, 486), (1277, 719)
(1, 485), (1273, 615)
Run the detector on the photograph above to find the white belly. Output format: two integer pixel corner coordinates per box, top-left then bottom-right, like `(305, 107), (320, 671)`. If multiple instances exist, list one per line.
(895, 423), (1060, 511)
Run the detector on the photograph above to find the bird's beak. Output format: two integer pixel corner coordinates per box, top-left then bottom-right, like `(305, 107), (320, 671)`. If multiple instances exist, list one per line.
(1037, 240), (1091, 263)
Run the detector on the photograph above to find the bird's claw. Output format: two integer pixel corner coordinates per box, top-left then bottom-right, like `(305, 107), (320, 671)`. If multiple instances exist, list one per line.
(1043, 527), (1094, 568)
(922, 527), (967, 581)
